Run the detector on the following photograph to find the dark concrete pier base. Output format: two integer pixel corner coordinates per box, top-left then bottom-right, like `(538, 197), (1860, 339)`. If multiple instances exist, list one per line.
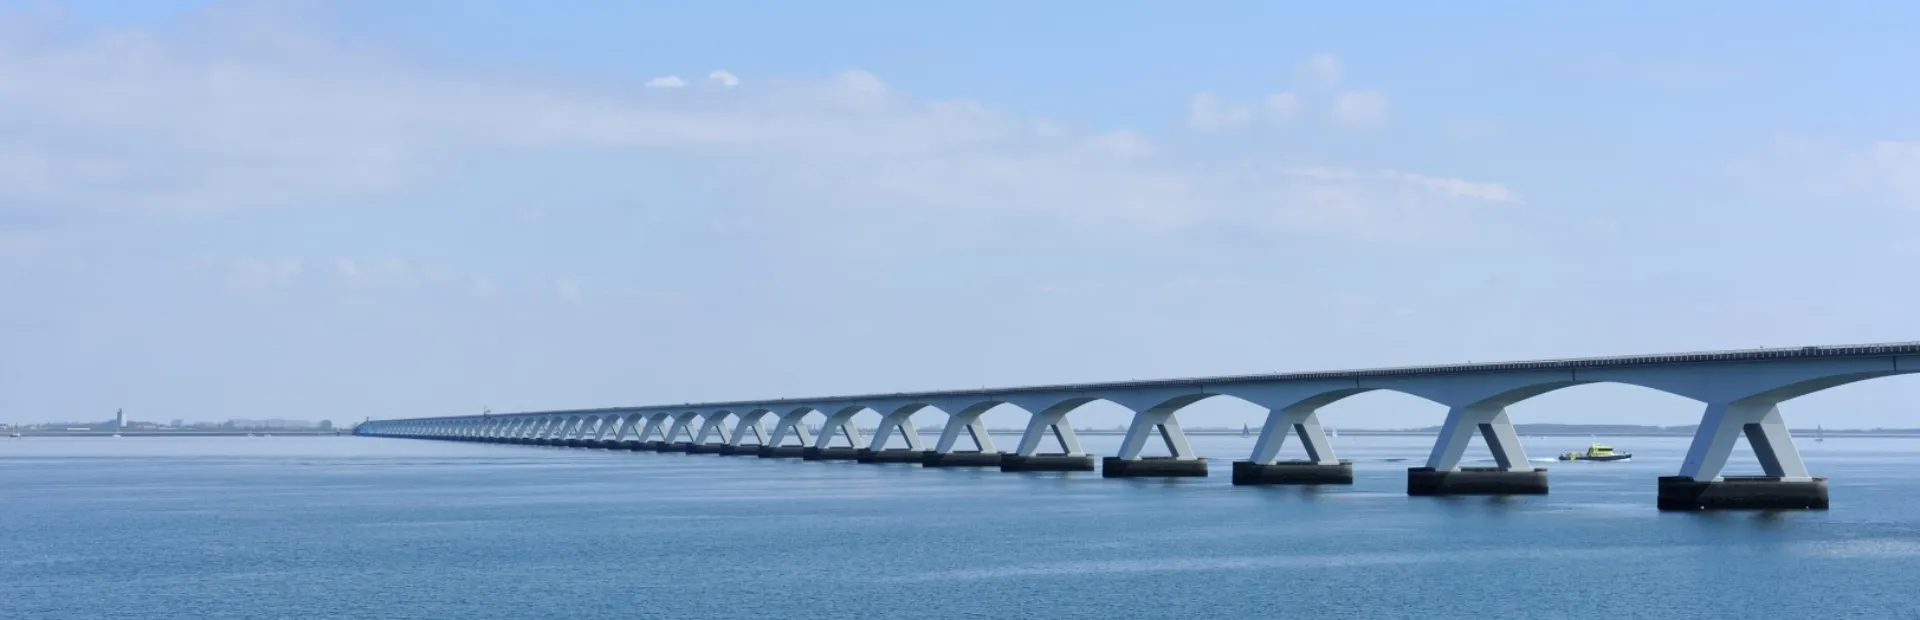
(664, 443), (695, 453)
(535, 439), (557, 447)
(620, 440), (645, 450)
(1102, 457), (1209, 478)
(1231, 460), (1355, 485)
(686, 444), (728, 454)
(1407, 467), (1549, 495)
(803, 447), (862, 461)
(715, 444), (758, 455)
(582, 439), (605, 449)
(640, 441), (669, 452)
(922, 451), (1005, 468)
(1657, 476), (1829, 510)
(564, 439), (584, 448)
(856, 449), (930, 464)
(1000, 454), (1097, 472)
(757, 445), (808, 458)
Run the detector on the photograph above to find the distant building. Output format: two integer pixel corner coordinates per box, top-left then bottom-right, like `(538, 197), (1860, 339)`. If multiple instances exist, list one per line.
(115, 408), (125, 430)
(318, 420), (334, 430)
(171, 419), (185, 428)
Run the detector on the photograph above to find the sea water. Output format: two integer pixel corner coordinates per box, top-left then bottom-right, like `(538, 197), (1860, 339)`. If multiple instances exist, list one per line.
(3, 435), (1918, 619)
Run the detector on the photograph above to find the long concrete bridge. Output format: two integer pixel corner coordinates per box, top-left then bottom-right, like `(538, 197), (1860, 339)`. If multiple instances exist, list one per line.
(356, 341), (1920, 510)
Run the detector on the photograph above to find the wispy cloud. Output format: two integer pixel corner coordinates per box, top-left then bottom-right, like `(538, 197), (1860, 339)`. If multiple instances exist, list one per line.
(1329, 90), (1391, 130)
(0, 9), (1515, 242)
(644, 75), (687, 89)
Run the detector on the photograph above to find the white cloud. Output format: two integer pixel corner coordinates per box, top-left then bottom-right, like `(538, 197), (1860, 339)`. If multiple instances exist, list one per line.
(1301, 53), (1342, 89)
(0, 8), (1512, 242)
(554, 279), (580, 300)
(707, 70), (739, 87)
(1186, 92), (1255, 131)
(644, 75), (687, 89)
(1263, 93), (1302, 123)
(1329, 90), (1391, 130)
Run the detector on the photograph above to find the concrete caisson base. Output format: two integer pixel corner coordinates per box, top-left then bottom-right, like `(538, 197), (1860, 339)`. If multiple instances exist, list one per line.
(922, 451), (1005, 467)
(664, 443), (695, 453)
(855, 449), (930, 464)
(620, 440), (645, 451)
(1000, 454), (1097, 472)
(715, 444), (759, 456)
(803, 447), (861, 461)
(686, 444), (728, 454)
(1407, 467), (1549, 496)
(1231, 460), (1355, 485)
(535, 439), (557, 447)
(581, 439), (604, 449)
(640, 441), (669, 452)
(1657, 476), (1829, 510)
(757, 445), (808, 458)
(1102, 457), (1209, 478)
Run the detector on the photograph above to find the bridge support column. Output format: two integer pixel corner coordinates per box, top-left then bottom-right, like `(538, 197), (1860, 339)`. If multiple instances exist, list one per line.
(1659, 401), (1826, 510)
(1233, 406), (1353, 485)
(718, 414), (768, 456)
(1408, 406), (1547, 496)
(859, 408), (930, 463)
(1002, 404), (1095, 472)
(759, 411), (815, 458)
(922, 404), (1004, 467)
(687, 416), (733, 454)
(804, 408), (865, 460)
(1103, 407), (1207, 478)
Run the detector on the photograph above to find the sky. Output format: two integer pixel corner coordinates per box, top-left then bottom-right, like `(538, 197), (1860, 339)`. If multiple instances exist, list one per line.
(2, 0), (1917, 431)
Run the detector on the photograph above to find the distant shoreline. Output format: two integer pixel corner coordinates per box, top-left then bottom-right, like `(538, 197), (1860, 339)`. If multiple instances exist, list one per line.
(8, 431), (345, 438)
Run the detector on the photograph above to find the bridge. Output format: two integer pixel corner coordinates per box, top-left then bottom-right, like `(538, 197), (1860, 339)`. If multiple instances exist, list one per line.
(356, 341), (1920, 510)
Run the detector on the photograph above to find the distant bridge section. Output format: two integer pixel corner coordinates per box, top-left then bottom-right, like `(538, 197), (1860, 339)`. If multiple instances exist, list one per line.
(358, 341), (1920, 510)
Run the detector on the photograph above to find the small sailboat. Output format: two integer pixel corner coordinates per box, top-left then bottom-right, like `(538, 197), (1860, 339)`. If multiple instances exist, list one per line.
(1329, 427), (1338, 439)
(1816, 425), (1824, 443)
(1240, 424), (1251, 438)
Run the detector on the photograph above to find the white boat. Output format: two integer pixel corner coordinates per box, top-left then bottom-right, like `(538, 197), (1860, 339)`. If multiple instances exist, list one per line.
(1329, 427), (1338, 439)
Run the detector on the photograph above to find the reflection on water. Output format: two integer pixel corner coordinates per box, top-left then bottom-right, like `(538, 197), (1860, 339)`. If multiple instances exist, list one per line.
(3, 435), (1919, 620)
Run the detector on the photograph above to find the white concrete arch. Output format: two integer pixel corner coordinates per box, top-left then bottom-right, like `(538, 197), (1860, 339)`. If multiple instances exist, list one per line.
(613, 413), (647, 442)
(664, 412), (701, 444)
(692, 410), (737, 446)
(810, 405), (871, 449)
(764, 406), (824, 449)
(725, 408), (774, 447)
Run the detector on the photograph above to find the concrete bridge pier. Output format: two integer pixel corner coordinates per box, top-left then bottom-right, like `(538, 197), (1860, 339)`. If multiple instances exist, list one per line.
(759, 409), (816, 458)
(1102, 405), (1207, 478)
(1658, 402), (1827, 510)
(1407, 406), (1548, 495)
(858, 406), (931, 464)
(685, 415), (733, 454)
(923, 406), (1004, 467)
(1002, 403), (1096, 472)
(717, 413), (769, 456)
(804, 407), (866, 460)
(1232, 405), (1353, 485)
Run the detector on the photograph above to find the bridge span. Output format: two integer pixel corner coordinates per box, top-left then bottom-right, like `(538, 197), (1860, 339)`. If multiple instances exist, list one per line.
(357, 341), (1920, 510)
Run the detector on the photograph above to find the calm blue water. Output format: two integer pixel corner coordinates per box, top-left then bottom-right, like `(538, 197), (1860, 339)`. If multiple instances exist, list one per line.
(5, 434), (1919, 619)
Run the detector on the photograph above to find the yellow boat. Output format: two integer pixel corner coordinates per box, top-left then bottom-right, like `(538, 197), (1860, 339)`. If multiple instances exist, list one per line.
(1558, 443), (1631, 461)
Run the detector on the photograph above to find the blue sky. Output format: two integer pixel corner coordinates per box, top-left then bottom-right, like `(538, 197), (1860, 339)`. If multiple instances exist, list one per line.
(2, 0), (1917, 430)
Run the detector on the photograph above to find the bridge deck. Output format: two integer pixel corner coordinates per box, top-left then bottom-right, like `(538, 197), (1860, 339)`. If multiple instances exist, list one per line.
(403, 341), (1920, 420)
